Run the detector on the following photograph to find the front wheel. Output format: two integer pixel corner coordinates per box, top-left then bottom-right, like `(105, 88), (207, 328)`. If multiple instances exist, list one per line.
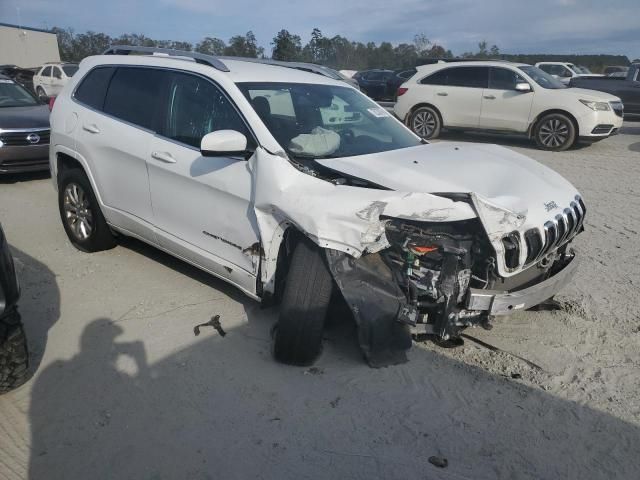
(410, 106), (442, 139)
(534, 113), (576, 151)
(273, 239), (334, 366)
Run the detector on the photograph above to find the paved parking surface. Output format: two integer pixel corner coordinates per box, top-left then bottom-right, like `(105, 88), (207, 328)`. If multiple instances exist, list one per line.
(0, 123), (639, 479)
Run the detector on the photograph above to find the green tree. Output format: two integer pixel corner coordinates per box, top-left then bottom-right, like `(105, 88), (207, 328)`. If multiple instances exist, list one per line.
(195, 37), (226, 55)
(224, 31), (263, 58)
(271, 29), (302, 61)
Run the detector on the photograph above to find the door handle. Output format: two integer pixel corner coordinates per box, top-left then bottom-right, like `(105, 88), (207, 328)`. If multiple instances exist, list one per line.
(82, 124), (100, 134)
(151, 151), (176, 164)
(437, 92), (448, 96)
(483, 95), (496, 100)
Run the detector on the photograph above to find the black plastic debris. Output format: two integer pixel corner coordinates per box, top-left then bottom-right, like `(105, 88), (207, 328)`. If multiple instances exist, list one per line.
(193, 315), (226, 337)
(428, 456), (448, 468)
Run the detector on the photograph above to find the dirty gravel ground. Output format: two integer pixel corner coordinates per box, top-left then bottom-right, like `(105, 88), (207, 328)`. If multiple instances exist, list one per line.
(0, 123), (639, 479)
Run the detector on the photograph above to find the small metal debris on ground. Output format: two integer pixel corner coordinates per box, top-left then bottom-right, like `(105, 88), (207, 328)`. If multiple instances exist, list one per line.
(304, 367), (324, 375)
(428, 456), (448, 469)
(511, 372), (522, 379)
(193, 315), (226, 337)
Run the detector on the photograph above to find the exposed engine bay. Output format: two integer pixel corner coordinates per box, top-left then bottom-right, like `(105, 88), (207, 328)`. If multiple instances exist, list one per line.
(326, 217), (576, 367)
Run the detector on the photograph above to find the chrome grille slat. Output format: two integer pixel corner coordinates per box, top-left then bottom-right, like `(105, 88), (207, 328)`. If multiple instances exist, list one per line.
(506, 195), (586, 268)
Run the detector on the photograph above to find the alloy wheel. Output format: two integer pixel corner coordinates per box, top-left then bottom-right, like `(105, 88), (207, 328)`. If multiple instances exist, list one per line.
(538, 118), (570, 148)
(63, 183), (94, 241)
(413, 110), (437, 138)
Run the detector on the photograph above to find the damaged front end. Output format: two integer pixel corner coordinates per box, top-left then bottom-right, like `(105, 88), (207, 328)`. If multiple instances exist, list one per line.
(326, 215), (578, 367)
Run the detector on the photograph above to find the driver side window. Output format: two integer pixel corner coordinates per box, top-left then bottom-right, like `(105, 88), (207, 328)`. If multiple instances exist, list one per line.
(161, 72), (248, 149)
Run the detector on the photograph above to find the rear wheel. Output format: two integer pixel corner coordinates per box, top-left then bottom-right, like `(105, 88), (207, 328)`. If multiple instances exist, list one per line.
(58, 168), (117, 252)
(0, 310), (29, 394)
(410, 106), (442, 139)
(534, 113), (576, 151)
(273, 239), (334, 366)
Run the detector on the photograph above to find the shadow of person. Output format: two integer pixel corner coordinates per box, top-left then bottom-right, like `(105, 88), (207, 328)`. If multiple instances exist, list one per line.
(9, 246), (60, 376)
(28, 318), (150, 479)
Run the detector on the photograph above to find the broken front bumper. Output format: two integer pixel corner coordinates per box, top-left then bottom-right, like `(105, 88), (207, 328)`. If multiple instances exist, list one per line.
(466, 254), (578, 315)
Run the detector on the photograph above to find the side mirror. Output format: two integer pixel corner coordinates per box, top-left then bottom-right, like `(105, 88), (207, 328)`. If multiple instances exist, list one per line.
(515, 82), (532, 93)
(200, 130), (251, 158)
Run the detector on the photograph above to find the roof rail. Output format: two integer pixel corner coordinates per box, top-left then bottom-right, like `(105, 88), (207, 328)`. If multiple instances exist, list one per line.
(102, 45), (230, 72)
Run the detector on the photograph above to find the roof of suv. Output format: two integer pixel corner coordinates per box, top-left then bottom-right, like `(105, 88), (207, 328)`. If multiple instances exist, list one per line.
(416, 60), (529, 72)
(82, 53), (348, 86)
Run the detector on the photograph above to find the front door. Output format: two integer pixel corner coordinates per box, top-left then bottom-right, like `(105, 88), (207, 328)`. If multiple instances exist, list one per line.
(147, 70), (260, 278)
(479, 67), (534, 132)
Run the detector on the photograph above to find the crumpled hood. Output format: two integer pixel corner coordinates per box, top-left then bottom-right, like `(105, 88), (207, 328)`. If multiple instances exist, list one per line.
(0, 105), (50, 130)
(316, 142), (579, 218)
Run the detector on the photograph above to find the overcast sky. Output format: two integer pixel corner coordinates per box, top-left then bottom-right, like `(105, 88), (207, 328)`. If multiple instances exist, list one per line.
(3, 0), (639, 60)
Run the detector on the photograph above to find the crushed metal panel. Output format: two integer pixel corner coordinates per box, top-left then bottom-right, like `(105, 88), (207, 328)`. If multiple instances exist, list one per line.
(249, 148), (477, 292)
(325, 249), (412, 367)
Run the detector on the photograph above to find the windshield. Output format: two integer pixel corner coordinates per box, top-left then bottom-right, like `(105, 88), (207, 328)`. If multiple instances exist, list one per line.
(62, 65), (79, 77)
(518, 66), (566, 89)
(0, 79), (39, 107)
(237, 82), (420, 159)
(576, 65), (592, 74)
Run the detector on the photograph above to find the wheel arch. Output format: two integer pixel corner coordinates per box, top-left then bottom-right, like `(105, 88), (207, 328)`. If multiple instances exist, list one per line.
(528, 109), (579, 138)
(406, 102), (444, 126)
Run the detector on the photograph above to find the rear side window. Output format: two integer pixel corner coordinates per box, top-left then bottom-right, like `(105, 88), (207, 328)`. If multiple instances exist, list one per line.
(74, 67), (116, 111)
(52, 67), (62, 79)
(161, 71), (248, 148)
(420, 69), (448, 85)
(421, 66), (488, 88)
(366, 71), (383, 81)
(104, 67), (165, 131)
(446, 67), (488, 88)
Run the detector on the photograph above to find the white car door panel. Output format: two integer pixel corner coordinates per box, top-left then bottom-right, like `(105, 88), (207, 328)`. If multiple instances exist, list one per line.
(419, 66), (488, 128)
(480, 67), (534, 132)
(148, 70), (260, 277)
(74, 66), (159, 239)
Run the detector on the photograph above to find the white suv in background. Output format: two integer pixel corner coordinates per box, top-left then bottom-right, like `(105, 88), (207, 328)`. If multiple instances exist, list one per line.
(33, 62), (79, 97)
(50, 47), (585, 367)
(535, 62), (599, 84)
(394, 61), (623, 151)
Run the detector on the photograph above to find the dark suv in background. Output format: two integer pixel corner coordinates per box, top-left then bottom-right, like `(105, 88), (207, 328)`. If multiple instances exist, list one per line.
(354, 69), (394, 100)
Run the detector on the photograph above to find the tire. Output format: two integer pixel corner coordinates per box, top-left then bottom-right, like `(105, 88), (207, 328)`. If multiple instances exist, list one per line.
(534, 113), (576, 151)
(273, 239), (334, 366)
(0, 309), (29, 394)
(58, 168), (117, 252)
(410, 106), (442, 139)
(36, 86), (46, 98)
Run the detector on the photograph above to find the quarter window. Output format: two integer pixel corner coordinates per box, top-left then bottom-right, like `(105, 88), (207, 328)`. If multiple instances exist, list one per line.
(103, 67), (164, 131)
(74, 66), (116, 110)
(161, 71), (248, 148)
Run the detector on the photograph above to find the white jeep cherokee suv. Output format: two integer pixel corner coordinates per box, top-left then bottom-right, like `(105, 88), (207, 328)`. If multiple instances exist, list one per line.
(394, 61), (623, 151)
(50, 47), (585, 367)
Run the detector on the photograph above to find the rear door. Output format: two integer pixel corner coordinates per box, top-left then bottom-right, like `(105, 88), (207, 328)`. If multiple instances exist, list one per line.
(74, 66), (160, 239)
(38, 66), (52, 94)
(147, 70), (260, 278)
(479, 67), (534, 132)
(421, 66), (487, 127)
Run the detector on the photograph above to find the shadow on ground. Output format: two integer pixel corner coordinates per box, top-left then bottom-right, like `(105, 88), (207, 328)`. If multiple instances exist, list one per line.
(9, 246), (60, 378)
(26, 241), (639, 480)
(0, 171), (51, 185)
